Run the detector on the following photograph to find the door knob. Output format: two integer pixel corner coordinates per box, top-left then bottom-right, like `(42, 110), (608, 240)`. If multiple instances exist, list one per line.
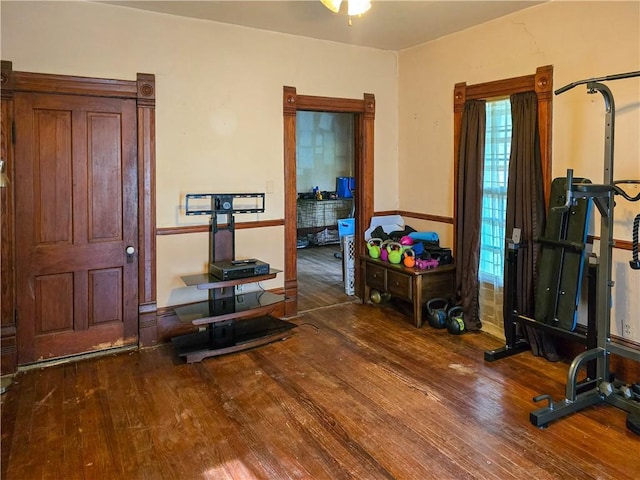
(126, 246), (135, 263)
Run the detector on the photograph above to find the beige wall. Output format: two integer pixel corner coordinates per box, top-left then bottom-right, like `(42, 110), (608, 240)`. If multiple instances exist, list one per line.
(1, 1), (399, 307)
(2, 1), (639, 341)
(398, 1), (640, 340)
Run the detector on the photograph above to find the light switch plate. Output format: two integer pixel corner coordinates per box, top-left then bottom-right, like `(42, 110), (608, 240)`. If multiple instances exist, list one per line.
(512, 228), (522, 244)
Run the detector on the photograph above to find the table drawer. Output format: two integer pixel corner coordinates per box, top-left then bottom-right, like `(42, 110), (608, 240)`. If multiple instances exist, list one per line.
(421, 269), (455, 300)
(366, 263), (387, 291)
(387, 270), (412, 300)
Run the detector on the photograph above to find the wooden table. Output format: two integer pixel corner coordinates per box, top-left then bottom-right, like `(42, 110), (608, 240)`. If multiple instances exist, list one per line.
(360, 256), (456, 328)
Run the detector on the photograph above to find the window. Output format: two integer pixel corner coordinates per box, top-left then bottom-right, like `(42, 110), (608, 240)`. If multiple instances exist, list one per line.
(479, 99), (512, 284)
(295, 111), (354, 194)
(452, 65), (553, 334)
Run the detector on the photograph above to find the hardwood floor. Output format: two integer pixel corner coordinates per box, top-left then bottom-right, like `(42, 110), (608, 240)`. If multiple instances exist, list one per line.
(2, 302), (639, 479)
(297, 244), (358, 312)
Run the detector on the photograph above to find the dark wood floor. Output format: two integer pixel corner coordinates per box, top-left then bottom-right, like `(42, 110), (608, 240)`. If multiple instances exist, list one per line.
(2, 300), (639, 479)
(297, 244), (358, 312)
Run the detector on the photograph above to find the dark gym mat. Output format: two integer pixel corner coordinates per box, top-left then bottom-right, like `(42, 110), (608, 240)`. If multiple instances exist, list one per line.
(534, 177), (591, 331)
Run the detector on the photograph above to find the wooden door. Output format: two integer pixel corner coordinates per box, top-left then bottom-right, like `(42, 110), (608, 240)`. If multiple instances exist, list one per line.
(14, 92), (138, 363)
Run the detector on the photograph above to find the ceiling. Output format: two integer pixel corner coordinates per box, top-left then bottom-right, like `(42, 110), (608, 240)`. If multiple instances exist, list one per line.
(102, 1), (545, 51)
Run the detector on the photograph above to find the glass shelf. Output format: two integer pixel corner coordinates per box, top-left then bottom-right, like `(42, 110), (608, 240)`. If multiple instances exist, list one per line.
(171, 315), (295, 363)
(175, 291), (284, 326)
(181, 269), (281, 290)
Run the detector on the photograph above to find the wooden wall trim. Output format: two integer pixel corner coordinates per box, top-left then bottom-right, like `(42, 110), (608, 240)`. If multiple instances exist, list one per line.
(1, 61), (16, 375)
(296, 94), (365, 113)
(1, 60), (14, 100)
(11, 71), (138, 98)
(463, 73), (536, 100)
(397, 211), (454, 225)
(137, 73), (156, 312)
(358, 93), (376, 294)
(136, 72), (157, 346)
(283, 86), (298, 317)
(588, 235), (633, 251)
(157, 219), (285, 236)
(535, 65), (554, 209)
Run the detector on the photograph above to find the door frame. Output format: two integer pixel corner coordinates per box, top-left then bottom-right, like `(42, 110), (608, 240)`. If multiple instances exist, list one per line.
(0, 61), (157, 374)
(282, 87), (375, 317)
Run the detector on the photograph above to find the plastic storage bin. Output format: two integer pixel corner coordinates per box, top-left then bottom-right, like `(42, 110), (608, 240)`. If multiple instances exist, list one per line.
(338, 218), (355, 237)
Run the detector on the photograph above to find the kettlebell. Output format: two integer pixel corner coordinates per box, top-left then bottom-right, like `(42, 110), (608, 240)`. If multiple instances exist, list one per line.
(426, 298), (449, 329)
(446, 306), (465, 335)
(370, 289), (391, 304)
(403, 248), (416, 268)
(387, 242), (403, 264)
(367, 238), (383, 259)
(380, 240), (392, 262)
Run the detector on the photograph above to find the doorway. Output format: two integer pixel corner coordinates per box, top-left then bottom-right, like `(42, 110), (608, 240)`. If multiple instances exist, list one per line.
(295, 110), (355, 312)
(282, 87), (375, 317)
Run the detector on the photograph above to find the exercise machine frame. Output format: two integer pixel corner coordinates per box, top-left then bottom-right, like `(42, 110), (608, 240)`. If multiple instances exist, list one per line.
(485, 71), (640, 427)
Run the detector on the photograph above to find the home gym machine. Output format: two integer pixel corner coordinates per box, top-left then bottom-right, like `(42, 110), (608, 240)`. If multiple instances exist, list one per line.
(485, 71), (640, 431)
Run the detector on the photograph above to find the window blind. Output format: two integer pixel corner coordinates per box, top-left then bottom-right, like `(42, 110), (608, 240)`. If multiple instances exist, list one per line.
(479, 99), (512, 284)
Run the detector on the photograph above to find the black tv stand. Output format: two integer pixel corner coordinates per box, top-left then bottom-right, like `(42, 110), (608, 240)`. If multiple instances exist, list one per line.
(171, 193), (293, 363)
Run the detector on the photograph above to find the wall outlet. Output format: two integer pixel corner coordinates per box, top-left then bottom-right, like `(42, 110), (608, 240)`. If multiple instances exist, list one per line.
(622, 320), (632, 338)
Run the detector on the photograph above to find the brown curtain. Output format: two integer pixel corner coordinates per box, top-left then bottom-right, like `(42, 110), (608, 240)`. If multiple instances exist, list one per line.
(455, 99), (485, 331)
(504, 91), (557, 360)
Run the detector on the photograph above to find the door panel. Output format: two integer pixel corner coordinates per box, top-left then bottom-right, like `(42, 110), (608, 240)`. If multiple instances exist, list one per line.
(36, 273), (73, 333)
(88, 113), (123, 241)
(90, 268), (122, 325)
(15, 92), (138, 364)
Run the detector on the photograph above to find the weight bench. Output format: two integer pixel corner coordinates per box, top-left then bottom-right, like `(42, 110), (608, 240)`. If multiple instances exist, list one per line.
(485, 174), (596, 364)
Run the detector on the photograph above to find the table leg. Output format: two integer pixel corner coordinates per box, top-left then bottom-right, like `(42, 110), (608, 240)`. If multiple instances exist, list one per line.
(413, 275), (423, 328)
(362, 261), (370, 304)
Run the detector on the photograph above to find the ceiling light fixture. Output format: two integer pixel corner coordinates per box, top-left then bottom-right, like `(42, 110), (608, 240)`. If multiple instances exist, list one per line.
(321, 0), (372, 25)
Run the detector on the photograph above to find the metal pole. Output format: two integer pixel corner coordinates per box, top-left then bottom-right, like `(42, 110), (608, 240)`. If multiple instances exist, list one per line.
(587, 82), (615, 383)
